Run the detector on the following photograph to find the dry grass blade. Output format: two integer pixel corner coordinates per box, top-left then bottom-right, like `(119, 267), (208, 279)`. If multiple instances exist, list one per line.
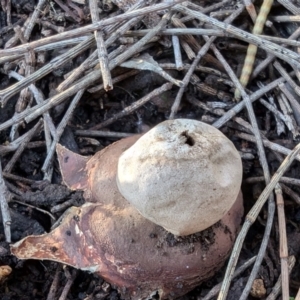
(90, 82), (173, 130)
(275, 185), (289, 300)
(234, 0), (273, 101)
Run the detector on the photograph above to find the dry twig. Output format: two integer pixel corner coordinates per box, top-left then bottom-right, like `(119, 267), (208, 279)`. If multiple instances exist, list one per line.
(266, 256), (295, 300)
(0, 159), (11, 243)
(89, 0), (112, 90)
(275, 185), (290, 300)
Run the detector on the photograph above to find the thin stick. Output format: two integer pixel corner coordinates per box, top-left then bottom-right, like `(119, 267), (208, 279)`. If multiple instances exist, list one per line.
(266, 256), (295, 300)
(125, 28), (300, 47)
(169, 36), (216, 118)
(277, 92), (299, 139)
(41, 90), (84, 173)
(12, 199), (55, 221)
(202, 37), (271, 181)
(0, 0), (185, 56)
(213, 73), (294, 128)
(88, 69), (139, 93)
(89, 0), (112, 91)
(0, 130), (38, 155)
(6, 0), (11, 26)
(4, 119), (43, 173)
(46, 265), (62, 300)
(203, 35), (275, 300)
(281, 183), (300, 205)
(201, 256), (257, 300)
(180, 40), (195, 59)
(278, 83), (300, 121)
(259, 98), (286, 123)
(0, 159), (11, 243)
(57, 14), (142, 92)
(217, 142), (300, 300)
(161, 63), (228, 78)
(58, 268), (77, 300)
(275, 185), (289, 300)
(276, 0), (300, 14)
(169, 5), (244, 119)
(173, 5), (300, 68)
(24, 0), (47, 40)
(54, 0), (80, 22)
(3, 172), (37, 185)
(252, 27), (300, 80)
(172, 35), (183, 69)
(274, 61), (300, 97)
(90, 82), (173, 130)
(0, 10), (176, 131)
(236, 131), (300, 162)
(0, 36), (94, 107)
(75, 130), (133, 138)
(245, 176), (300, 189)
(171, 17), (224, 70)
(8, 71), (57, 139)
(272, 15), (300, 22)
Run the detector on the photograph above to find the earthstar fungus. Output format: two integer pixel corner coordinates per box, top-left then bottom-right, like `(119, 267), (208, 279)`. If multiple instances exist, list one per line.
(117, 119), (243, 235)
(11, 119), (244, 299)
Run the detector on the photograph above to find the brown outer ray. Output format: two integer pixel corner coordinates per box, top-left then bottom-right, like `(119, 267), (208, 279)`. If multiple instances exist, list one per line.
(56, 144), (91, 190)
(12, 135), (244, 300)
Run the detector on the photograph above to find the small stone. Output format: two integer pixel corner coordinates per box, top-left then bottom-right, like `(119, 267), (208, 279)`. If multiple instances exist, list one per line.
(250, 279), (266, 298)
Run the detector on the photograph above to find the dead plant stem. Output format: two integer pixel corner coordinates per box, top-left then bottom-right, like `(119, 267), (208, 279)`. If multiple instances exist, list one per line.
(89, 0), (112, 91)
(0, 0), (184, 56)
(173, 5), (300, 68)
(0, 160), (11, 243)
(275, 185), (289, 300)
(217, 142), (300, 299)
(169, 4), (244, 119)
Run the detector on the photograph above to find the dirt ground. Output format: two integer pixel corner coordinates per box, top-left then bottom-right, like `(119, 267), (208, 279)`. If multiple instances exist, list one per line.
(1, 0), (300, 299)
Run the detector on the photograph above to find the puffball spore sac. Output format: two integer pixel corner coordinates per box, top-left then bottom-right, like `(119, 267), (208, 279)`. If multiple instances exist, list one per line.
(117, 119), (243, 236)
(11, 119), (244, 300)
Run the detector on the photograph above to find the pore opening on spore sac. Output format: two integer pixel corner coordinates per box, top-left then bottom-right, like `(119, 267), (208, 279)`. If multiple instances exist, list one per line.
(180, 131), (195, 146)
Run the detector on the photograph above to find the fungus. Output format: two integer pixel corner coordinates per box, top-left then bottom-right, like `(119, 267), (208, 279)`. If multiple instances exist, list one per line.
(11, 119), (244, 299)
(117, 119), (243, 235)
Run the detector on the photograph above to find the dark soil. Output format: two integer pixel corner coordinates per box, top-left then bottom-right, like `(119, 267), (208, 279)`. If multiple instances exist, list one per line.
(1, 0), (300, 299)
